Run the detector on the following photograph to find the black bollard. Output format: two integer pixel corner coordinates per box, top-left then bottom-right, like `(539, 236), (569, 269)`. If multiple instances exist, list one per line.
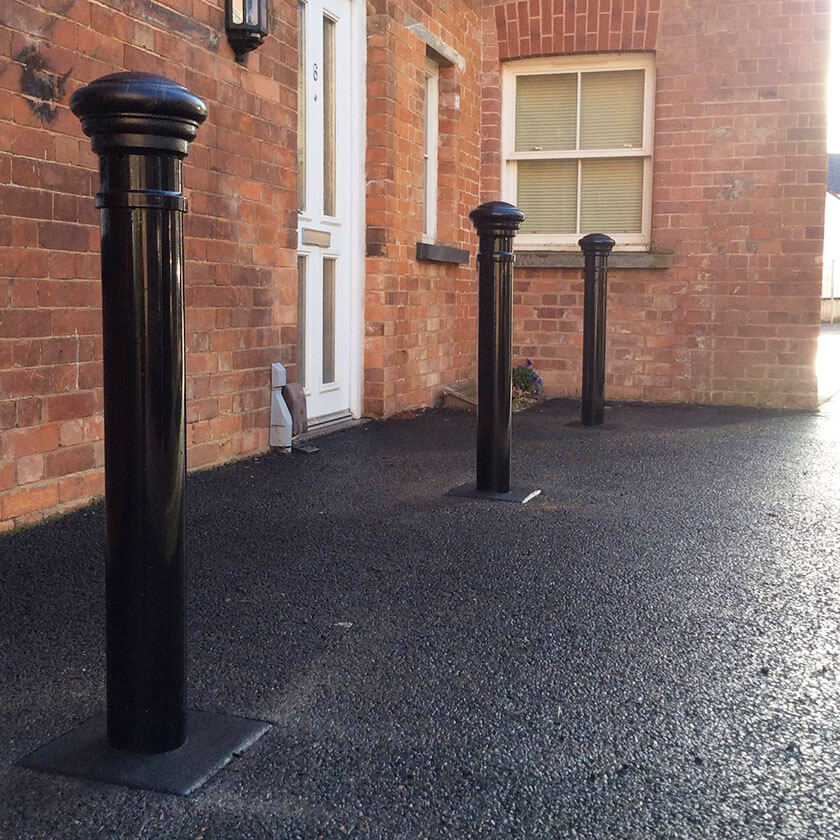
(71, 71), (205, 754)
(471, 201), (521, 493)
(18, 73), (268, 795)
(448, 201), (540, 504)
(579, 233), (615, 427)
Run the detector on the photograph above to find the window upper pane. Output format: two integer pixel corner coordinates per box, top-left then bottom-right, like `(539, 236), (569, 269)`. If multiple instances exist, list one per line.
(580, 70), (644, 150)
(580, 157), (644, 233)
(517, 160), (577, 234)
(515, 73), (577, 152)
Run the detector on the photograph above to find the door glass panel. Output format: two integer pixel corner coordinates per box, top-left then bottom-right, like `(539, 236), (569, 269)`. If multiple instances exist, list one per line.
(297, 2), (306, 211)
(323, 15), (336, 216)
(322, 257), (336, 384)
(297, 255), (307, 387)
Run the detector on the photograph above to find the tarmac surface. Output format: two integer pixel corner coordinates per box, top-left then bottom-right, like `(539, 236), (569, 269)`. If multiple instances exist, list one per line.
(2, 397), (840, 839)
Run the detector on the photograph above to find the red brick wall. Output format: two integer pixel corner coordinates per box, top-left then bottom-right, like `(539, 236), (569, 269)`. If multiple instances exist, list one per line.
(481, 0), (828, 408)
(1, 0), (298, 530)
(493, 0), (660, 59)
(365, 0), (482, 417)
(0, 0), (830, 530)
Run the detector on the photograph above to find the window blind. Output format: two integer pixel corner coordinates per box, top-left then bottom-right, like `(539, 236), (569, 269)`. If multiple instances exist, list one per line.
(580, 70), (644, 150)
(580, 158), (643, 233)
(517, 160), (577, 233)
(515, 74), (576, 151)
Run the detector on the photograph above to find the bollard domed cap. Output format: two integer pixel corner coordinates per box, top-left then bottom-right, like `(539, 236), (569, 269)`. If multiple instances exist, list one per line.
(578, 233), (616, 254)
(70, 72), (208, 157)
(469, 201), (525, 234)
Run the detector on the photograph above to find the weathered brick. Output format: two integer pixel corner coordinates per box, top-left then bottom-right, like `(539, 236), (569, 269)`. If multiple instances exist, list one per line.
(1, 482), (60, 520)
(15, 453), (44, 484)
(58, 469), (104, 503)
(3, 423), (60, 458)
(43, 443), (96, 478)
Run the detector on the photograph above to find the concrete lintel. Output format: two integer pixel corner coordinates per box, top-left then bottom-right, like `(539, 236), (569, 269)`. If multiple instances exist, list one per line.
(404, 15), (465, 71)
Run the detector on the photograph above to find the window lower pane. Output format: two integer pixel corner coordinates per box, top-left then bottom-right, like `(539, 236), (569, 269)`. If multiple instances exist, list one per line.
(580, 157), (644, 234)
(297, 255), (307, 388)
(517, 160), (577, 234)
(322, 257), (336, 384)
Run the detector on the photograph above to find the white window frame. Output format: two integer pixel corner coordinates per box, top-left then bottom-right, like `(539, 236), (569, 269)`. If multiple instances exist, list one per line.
(502, 53), (655, 251)
(422, 56), (439, 244)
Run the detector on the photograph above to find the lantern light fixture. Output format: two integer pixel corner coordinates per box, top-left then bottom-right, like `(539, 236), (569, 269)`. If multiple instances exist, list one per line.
(225, 0), (268, 64)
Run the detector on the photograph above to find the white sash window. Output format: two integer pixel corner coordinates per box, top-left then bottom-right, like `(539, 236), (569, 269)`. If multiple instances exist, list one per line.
(502, 54), (655, 250)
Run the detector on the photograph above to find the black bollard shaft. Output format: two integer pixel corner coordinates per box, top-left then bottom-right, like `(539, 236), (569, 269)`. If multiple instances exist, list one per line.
(71, 74), (207, 754)
(579, 233), (615, 427)
(469, 201), (524, 493)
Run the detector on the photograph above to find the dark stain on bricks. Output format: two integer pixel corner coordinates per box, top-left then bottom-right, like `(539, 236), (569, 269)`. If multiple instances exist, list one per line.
(15, 46), (71, 123)
(366, 226), (390, 257)
(127, 0), (220, 51)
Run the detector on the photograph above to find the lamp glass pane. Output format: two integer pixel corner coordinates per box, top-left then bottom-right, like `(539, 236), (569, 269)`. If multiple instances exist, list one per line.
(231, 0), (244, 24)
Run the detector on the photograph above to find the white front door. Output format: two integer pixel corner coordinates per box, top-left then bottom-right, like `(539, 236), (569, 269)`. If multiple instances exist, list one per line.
(297, 0), (362, 425)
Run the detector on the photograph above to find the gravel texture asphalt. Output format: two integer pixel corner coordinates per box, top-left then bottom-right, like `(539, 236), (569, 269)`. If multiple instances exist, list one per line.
(2, 397), (840, 839)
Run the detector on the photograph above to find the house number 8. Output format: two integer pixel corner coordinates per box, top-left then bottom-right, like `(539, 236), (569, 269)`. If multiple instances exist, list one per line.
(313, 63), (318, 81)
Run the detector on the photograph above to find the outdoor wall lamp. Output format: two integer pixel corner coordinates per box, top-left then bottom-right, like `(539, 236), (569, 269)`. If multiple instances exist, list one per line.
(225, 0), (268, 64)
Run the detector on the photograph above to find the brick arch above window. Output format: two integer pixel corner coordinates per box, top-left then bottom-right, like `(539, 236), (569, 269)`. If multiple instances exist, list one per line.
(493, 0), (660, 61)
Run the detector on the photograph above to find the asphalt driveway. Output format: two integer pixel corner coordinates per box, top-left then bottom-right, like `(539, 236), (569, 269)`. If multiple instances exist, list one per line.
(2, 398), (839, 839)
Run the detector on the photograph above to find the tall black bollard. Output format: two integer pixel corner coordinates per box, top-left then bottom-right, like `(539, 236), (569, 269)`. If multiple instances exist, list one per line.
(471, 201), (521, 493)
(449, 201), (540, 504)
(18, 73), (268, 796)
(579, 233), (615, 427)
(70, 71), (206, 754)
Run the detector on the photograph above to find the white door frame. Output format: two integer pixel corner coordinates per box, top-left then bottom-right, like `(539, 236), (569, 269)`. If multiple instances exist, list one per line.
(346, 0), (365, 422)
(297, 0), (364, 425)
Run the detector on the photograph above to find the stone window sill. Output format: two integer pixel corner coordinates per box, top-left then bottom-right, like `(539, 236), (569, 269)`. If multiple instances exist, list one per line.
(514, 250), (672, 270)
(415, 242), (470, 264)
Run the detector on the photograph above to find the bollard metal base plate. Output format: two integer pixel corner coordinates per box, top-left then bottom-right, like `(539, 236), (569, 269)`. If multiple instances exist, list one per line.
(17, 710), (270, 796)
(447, 483), (542, 504)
